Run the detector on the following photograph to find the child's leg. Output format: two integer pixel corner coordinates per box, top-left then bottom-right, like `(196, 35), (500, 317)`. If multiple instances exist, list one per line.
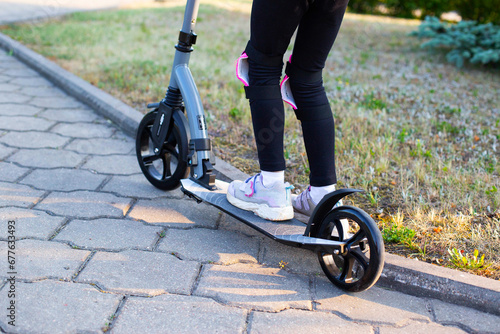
(246, 0), (307, 175)
(225, 1), (309, 221)
(290, 0), (349, 191)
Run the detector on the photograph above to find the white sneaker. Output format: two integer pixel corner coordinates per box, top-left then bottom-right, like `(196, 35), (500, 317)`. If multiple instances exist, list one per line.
(293, 186), (343, 217)
(293, 186), (347, 236)
(227, 174), (294, 221)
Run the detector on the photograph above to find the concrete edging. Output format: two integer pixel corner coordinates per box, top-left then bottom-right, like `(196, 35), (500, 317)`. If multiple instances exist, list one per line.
(1, 32), (499, 316)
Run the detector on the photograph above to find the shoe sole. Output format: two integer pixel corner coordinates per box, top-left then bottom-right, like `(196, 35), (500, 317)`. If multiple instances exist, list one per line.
(227, 191), (294, 221)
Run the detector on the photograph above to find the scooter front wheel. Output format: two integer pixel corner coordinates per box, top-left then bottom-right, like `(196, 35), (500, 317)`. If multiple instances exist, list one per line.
(136, 110), (190, 190)
(315, 206), (384, 292)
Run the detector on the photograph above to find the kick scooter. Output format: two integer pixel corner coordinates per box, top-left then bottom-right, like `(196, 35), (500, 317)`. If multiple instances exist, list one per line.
(136, 0), (385, 292)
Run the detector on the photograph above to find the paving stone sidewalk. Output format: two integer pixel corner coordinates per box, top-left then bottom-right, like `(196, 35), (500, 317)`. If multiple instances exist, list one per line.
(0, 49), (499, 334)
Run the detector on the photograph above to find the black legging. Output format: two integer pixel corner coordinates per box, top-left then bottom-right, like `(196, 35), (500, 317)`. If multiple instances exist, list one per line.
(246, 0), (349, 186)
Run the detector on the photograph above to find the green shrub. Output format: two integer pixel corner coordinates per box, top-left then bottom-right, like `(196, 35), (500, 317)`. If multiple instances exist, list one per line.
(412, 16), (500, 67)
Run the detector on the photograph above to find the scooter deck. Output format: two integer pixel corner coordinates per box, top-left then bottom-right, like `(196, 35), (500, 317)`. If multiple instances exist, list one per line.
(180, 178), (344, 250)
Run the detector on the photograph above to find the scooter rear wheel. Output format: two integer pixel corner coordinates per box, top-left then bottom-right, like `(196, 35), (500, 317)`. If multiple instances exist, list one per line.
(315, 206), (384, 292)
(136, 110), (189, 190)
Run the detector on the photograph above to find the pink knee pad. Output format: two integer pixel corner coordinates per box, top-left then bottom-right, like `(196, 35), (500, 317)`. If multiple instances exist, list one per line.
(235, 52), (250, 87)
(236, 50), (297, 108)
(280, 55), (297, 110)
(280, 75), (297, 110)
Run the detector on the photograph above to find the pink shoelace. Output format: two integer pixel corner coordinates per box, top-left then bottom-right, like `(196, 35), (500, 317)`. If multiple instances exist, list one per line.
(244, 174), (259, 198)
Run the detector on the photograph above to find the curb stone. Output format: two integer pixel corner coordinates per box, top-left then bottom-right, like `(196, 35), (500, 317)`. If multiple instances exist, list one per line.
(380, 253), (500, 317)
(1, 32), (499, 316)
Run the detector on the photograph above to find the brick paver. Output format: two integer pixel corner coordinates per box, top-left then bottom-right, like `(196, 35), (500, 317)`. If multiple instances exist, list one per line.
(249, 309), (373, 334)
(158, 228), (260, 265)
(36, 191), (132, 218)
(0, 207), (64, 239)
(194, 263), (312, 312)
(38, 107), (101, 122)
(0, 181), (45, 207)
(8, 148), (86, 168)
(432, 300), (500, 333)
(314, 276), (432, 325)
(0, 103), (41, 116)
(65, 137), (134, 155)
(0, 161), (28, 182)
(51, 122), (116, 139)
(0, 131), (70, 148)
(112, 294), (248, 333)
(102, 173), (179, 199)
(54, 218), (163, 251)
(0, 239), (90, 280)
(0, 41), (498, 334)
(0, 115), (54, 131)
(0, 280), (121, 334)
(21, 169), (107, 191)
(379, 322), (467, 334)
(129, 197), (220, 228)
(76, 250), (201, 296)
(0, 144), (15, 160)
(82, 154), (141, 175)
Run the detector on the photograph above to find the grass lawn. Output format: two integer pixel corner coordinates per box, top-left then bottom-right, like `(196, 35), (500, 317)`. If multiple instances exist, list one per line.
(2, 0), (499, 279)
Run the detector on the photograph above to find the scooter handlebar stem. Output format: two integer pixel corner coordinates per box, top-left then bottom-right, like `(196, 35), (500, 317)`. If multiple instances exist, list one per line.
(181, 0), (200, 34)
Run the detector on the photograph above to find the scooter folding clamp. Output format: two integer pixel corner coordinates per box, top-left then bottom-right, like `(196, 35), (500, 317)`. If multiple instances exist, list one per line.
(176, 30), (198, 52)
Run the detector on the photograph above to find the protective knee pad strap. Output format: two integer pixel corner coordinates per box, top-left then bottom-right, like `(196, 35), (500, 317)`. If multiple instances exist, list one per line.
(285, 61), (323, 83)
(244, 85), (282, 100)
(294, 103), (332, 122)
(244, 41), (284, 67)
(236, 41), (284, 100)
(281, 61), (324, 110)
